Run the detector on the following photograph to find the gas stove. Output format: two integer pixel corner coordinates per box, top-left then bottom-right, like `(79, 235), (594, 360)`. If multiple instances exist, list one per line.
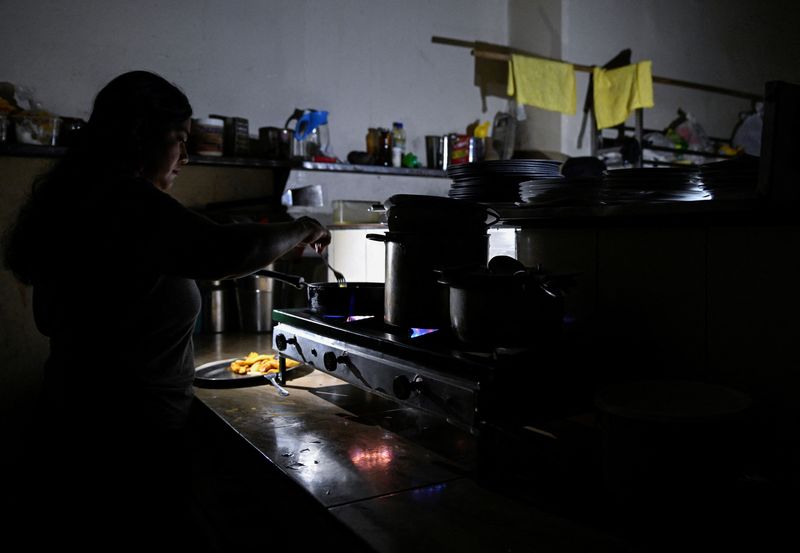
(271, 308), (593, 434)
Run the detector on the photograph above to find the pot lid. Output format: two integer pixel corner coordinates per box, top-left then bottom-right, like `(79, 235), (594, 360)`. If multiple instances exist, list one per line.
(384, 194), (486, 213)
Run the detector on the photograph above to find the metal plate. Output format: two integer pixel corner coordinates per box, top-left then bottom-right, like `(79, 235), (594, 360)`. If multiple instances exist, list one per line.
(194, 357), (297, 388)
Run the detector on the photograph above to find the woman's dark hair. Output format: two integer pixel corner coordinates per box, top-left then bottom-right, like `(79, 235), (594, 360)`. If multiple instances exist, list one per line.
(3, 71), (192, 284)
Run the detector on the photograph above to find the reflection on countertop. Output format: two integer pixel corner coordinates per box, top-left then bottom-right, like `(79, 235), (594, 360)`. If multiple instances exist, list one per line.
(189, 331), (630, 553)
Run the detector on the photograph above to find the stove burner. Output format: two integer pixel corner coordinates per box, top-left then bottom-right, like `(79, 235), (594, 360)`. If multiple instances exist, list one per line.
(323, 314), (376, 323)
(409, 328), (439, 338)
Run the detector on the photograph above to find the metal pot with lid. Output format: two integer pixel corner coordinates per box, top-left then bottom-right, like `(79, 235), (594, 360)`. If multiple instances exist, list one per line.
(436, 256), (570, 347)
(367, 231), (489, 329)
(371, 194), (499, 233)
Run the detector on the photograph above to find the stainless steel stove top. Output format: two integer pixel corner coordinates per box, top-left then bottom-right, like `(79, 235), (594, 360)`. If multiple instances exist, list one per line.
(271, 308), (592, 433)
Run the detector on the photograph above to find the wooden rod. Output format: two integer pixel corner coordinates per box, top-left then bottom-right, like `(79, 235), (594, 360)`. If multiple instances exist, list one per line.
(434, 36), (762, 101)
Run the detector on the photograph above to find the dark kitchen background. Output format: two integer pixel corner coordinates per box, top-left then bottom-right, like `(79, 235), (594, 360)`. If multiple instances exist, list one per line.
(2, 1), (800, 551)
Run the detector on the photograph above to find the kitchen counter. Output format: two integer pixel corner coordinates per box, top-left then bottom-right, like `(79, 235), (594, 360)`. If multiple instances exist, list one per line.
(191, 332), (800, 553)
(191, 332), (629, 553)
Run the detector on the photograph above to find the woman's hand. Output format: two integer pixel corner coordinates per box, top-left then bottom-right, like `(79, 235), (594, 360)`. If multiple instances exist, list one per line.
(296, 216), (331, 253)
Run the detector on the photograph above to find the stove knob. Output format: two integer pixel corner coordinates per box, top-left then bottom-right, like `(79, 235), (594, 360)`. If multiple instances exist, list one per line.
(323, 351), (340, 372)
(274, 334), (296, 351)
(393, 375), (423, 400)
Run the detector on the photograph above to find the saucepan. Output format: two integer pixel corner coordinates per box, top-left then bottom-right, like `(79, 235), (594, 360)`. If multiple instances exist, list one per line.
(253, 268), (384, 318)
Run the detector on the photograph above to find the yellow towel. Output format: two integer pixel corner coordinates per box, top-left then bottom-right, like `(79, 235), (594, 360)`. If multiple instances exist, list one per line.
(507, 54), (576, 115)
(592, 60), (654, 129)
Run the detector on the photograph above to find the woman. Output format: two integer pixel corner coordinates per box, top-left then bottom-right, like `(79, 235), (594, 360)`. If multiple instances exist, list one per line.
(3, 71), (329, 548)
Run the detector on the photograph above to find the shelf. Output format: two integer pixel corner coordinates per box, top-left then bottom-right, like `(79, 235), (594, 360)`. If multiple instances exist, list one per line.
(0, 144), (447, 178)
(297, 161), (446, 178)
(0, 143), (67, 157)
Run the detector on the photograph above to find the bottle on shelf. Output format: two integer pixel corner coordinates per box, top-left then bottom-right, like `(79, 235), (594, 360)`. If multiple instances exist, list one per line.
(379, 128), (392, 167)
(391, 122), (406, 167)
(366, 127), (380, 162)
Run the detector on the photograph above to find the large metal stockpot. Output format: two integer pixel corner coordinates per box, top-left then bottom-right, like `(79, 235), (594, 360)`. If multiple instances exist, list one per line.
(366, 231), (489, 329)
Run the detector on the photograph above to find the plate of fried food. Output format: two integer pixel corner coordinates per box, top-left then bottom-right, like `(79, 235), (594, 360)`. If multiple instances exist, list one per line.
(194, 352), (302, 387)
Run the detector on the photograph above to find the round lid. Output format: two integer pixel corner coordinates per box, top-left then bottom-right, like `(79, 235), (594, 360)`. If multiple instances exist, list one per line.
(195, 117), (224, 127)
(595, 380), (752, 423)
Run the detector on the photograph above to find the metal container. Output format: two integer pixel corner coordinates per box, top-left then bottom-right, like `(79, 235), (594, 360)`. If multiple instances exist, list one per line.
(367, 231), (489, 329)
(199, 280), (239, 333)
(236, 274), (274, 333)
(438, 269), (565, 347)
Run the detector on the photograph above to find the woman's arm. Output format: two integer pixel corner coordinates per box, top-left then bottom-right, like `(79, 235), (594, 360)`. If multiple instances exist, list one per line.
(118, 180), (330, 280)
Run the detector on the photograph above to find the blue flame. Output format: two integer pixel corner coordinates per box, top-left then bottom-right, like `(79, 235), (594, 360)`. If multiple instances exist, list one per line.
(410, 328), (439, 338)
(346, 315), (375, 322)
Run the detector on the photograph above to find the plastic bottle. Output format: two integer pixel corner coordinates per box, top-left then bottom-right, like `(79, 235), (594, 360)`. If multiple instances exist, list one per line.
(391, 122), (406, 167)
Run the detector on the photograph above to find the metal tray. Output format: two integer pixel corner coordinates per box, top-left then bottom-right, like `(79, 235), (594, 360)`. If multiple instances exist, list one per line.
(194, 357), (297, 388)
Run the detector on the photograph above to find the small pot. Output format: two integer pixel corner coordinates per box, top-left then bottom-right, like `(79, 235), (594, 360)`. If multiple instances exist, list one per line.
(252, 269), (384, 318)
(437, 267), (565, 347)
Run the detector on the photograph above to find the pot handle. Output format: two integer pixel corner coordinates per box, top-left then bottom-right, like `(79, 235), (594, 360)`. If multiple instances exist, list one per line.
(365, 233), (388, 242)
(251, 268), (306, 289)
(433, 263), (485, 286)
(485, 208), (501, 227)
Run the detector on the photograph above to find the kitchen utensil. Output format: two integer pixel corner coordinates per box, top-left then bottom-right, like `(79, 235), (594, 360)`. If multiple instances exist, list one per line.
(264, 372), (289, 396)
(252, 269), (383, 318)
(12, 113), (61, 146)
(236, 273), (274, 333)
(198, 279), (239, 333)
(190, 117), (224, 156)
(259, 126), (293, 160)
(332, 200), (384, 224)
(285, 108), (330, 160)
(373, 194), (499, 233)
(436, 263), (566, 347)
(311, 247), (346, 286)
(209, 114), (250, 157)
(281, 184), (324, 207)
(366, 231), (488, 328)
(491, 111), (516, 160)
(487, 254), (526, 275)
(425, 135), (444, 169)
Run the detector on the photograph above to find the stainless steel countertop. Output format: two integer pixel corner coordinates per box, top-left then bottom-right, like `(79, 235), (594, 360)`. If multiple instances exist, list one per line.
(192, 332), (627, 553)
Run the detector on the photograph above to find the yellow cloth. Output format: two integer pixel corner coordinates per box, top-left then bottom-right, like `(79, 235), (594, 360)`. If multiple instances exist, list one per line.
(592, 60), (654, 129)
(507, 54), (576, 115)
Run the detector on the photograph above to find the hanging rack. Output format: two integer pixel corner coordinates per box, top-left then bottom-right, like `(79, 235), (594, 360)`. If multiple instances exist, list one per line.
(432, 36), (762, 167)
(432, 36), (762, 100)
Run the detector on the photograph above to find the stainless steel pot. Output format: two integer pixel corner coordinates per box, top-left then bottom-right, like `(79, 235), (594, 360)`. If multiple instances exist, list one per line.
(236, 274), (274, 333)
(198, 280), (239, 333)
(367, 231), (489, 328)
(437, 267), (566, 347)
(370, 194), (499, 233)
